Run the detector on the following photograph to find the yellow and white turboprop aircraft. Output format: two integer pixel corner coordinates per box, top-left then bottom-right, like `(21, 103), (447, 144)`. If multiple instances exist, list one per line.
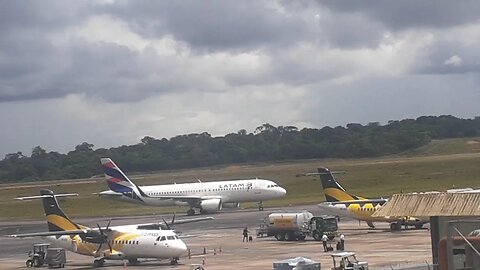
(8, 189), (211, 267)
(304, 167), (427, 230)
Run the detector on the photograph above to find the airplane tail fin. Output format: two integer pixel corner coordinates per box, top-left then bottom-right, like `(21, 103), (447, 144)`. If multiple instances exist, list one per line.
(101, 158), (146, 200)
(317, 167), (366, 202)
(40, 189), (84, 231)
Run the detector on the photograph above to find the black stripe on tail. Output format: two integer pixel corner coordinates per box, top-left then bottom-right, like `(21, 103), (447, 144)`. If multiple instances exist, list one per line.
(318, 168), (345, 189)
(40, 189), (80, 232)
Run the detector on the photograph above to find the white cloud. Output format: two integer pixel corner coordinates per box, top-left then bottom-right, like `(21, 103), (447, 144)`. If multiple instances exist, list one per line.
(444, 55), (463, 66)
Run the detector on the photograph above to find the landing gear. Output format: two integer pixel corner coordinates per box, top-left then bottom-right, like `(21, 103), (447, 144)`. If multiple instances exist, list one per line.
(414, 223), (424, 229)
(390, 222), (401, 231)
(93, 258), (105, 267)
(366, 221), (375, 229)
(258, 201), (264, 211)
(170, 257), (179, 265)
(128, 258), (138, 265)
(187, 208), (195, 216)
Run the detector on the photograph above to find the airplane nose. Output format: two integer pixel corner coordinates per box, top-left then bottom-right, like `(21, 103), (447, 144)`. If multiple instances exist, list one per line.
(172, 240), (188, 257)
(278, 187), (287, 196)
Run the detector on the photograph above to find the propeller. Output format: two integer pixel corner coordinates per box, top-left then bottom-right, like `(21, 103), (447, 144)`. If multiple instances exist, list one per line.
(161, 213), (177, 230)
(171, 213), (176, 225)
(161, 217), (171, 230)
(94, 220), (112, 255)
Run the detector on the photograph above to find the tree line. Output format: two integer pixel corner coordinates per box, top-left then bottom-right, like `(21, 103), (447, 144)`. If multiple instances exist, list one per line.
(1, 115), (480, 183)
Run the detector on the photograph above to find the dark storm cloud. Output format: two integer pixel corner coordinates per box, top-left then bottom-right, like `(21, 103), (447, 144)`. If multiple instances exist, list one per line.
(1, 0), (480, 158)
(0, 1), (320, 103)
(0, 1), (88, 32)
(317, 13), (385, 49)
(319, 0), (480, 31)
(100, 0), (315, 51)
(0, 36), (184, 103)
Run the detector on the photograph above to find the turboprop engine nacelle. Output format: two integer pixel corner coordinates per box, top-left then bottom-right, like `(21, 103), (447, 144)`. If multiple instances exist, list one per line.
(222, 202), (240, 208)
(200, 198), (222, 212)
(103, 250), (125, 260)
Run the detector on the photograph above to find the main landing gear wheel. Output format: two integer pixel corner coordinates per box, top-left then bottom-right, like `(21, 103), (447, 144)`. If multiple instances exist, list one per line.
(258, 201), (264, 211)
(187, 209), (195, 216)
(128, 258), (138, 265)
(93, 259), (105, 267)
(170, 257), (179, 265)
(390, 222), (401, 231)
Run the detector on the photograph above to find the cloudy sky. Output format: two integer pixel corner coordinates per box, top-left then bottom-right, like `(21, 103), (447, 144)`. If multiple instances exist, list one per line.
(1, 0), (480, 157)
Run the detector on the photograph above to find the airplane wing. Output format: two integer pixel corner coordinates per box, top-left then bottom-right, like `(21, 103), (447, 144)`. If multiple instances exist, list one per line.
(148, 195), (204, 201)
(8, 229), (87, 238)
(134, 216), (214, 230)
(170, 216), (214, 224)
(97, 191), (207, 202)
(321, 198), (388, 205)
(142, 194), (223, 205)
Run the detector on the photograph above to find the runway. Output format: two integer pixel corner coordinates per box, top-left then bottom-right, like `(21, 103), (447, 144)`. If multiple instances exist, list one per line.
(0, 205), (432, 269)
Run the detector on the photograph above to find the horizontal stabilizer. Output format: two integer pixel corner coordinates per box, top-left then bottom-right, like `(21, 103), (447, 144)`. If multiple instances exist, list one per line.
(15, 193), (79, 201)
(8, 229), (87, 238)
(301, 171), (346, 177)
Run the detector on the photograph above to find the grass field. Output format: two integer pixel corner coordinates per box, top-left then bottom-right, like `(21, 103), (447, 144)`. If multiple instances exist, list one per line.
(1, 137), (480, 220)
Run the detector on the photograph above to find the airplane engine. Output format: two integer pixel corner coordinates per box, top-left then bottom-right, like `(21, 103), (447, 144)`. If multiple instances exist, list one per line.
(222, 202), (240, 208)
(200, 198), (222, 213)
(103, 250), (125, 260)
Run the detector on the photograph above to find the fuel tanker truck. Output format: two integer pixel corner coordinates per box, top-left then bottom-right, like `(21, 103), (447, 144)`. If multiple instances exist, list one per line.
(261, 211), (338, 241)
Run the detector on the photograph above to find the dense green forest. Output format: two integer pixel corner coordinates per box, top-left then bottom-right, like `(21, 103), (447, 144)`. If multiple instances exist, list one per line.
(1, 115), (480, 183)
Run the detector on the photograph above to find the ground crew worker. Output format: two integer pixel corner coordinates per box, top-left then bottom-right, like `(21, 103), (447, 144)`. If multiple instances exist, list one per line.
(321, 233), (328, 252)
(242, 227), (249, 242)
(340, 234), (345, 250)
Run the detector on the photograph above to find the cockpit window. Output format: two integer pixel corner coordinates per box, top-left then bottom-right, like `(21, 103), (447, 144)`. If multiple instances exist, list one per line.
(167, 236), (175, 240)
(160, 236), (166, 241)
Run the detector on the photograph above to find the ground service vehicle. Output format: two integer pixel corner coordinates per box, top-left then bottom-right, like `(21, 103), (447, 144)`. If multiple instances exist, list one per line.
(331, 252), (368, 270)
(263, 211), (338, 241)
(26, 243), (49, 267)
(26, 243), (66, 268)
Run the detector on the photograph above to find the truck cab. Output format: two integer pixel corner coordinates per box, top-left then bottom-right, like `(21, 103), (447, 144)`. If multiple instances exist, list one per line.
(310, 215), (338, 240)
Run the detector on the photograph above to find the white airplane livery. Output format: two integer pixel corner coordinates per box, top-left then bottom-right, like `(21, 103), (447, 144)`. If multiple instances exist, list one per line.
(9, 190), (189, 267)
(99, 158), (287, 215)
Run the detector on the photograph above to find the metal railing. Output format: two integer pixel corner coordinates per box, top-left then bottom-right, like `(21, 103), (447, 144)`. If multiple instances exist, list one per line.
(371, 262), (438, 270)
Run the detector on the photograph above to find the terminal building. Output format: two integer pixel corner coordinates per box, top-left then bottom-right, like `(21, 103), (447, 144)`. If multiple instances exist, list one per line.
(373, 192), (480, 270)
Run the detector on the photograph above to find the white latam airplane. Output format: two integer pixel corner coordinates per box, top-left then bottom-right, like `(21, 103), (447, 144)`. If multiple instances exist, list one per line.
(99, 158), (287, 215)
(9, 189), (191, 267)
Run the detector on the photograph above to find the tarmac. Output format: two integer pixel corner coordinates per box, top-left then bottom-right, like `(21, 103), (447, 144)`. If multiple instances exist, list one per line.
(0, 205), (432, 269)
